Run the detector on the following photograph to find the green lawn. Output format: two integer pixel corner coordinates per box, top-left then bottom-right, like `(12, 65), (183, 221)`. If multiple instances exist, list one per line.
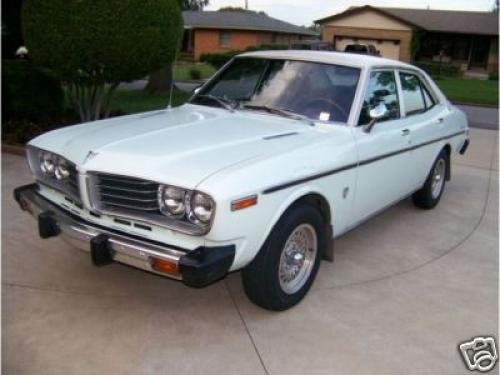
(109, 89), (191, 114)
(436, 77), (498, 106)
(173, 62), (216, 81)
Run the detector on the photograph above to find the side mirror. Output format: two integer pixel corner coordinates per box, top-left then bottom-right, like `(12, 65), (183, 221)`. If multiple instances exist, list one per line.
(363, 102), (388, 133)
(193, 85), (202, 95)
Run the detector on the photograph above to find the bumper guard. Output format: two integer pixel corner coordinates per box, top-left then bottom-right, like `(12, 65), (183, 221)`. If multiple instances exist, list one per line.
(14, 184), (234, 288)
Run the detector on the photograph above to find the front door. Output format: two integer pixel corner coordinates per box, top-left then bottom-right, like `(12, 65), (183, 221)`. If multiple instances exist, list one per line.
(349, 70), (414, 227)
(469, 36), (490, 69)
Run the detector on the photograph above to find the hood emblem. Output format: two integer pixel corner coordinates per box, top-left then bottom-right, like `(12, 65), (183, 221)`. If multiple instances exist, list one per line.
(83, 151), (99, 164)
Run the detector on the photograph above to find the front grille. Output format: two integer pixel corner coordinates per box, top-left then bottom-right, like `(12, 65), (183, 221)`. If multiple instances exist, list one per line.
(92, 173), (160, 212)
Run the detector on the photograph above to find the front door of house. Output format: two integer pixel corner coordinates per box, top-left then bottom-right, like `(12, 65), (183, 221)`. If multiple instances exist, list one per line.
(470, 36), (490, 69)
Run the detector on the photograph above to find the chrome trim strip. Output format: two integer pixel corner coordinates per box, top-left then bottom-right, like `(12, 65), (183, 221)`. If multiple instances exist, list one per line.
(263, 130), (466, 194)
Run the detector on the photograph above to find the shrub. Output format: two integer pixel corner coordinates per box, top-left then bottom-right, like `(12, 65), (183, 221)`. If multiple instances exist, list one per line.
(200, 44), (290, 68)
(489, 72), (499, 81)
(415, 61), (461, 77)
(200, 51), (240, 69)
(22, 0), (183, 121)
(189, 67), (202, 80)
(1, 60), (64, 122)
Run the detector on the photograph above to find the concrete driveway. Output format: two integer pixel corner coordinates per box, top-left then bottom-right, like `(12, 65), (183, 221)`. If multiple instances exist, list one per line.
(2, 128), (498, 375)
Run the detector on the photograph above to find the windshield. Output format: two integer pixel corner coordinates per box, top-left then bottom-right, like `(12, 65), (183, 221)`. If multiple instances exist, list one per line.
(190, 58), (360, 123)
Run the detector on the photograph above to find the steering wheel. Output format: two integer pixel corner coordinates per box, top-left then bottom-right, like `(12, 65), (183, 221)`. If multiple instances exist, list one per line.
(303, 98), (348, 121)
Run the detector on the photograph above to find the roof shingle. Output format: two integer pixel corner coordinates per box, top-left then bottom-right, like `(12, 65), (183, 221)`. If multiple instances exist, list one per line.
(380, 7), (498, 35)
(183, 10), (317, 36)
(316, 6), (499, 36)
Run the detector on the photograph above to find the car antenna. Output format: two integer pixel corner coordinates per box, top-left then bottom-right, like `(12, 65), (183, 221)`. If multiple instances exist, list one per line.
(167, 50), (179, 111)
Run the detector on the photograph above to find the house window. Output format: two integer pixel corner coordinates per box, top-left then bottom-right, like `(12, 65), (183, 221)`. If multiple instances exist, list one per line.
(219, 31), (231, 47)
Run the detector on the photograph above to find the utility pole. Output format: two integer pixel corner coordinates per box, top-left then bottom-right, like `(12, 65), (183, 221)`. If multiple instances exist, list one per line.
(245, 0), (248, 10)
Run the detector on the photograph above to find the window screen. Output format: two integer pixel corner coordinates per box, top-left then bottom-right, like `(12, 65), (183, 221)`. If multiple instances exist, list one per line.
(219, 31), (230, 47)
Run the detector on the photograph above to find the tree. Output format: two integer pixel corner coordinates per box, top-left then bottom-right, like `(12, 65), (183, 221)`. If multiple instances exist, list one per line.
(22, 0), (183, 122)
(493, 0), (499, 12)
(2, 0), (24, 59)
(218, 7), (266, 15)
(146, 0), (210, 93)
(179, 0), (209, 10)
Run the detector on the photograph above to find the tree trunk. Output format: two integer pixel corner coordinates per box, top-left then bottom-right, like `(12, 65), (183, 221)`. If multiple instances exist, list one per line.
(145, 63), (173, 93)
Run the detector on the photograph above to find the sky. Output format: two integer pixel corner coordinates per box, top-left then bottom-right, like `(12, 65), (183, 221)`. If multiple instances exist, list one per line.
(205, 0), (496, 26)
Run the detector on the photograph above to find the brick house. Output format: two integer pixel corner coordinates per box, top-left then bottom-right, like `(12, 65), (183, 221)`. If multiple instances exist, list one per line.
(182, 11), (317, 60)
(315, 5), (499, 75)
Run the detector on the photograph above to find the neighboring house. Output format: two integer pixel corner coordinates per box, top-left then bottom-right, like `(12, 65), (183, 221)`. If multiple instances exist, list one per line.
(315, 5), (499, 75)
(182, 11), (317, 60)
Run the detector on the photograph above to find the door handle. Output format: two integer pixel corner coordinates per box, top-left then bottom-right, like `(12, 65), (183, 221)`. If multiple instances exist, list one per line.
(401, 129), (410, 136)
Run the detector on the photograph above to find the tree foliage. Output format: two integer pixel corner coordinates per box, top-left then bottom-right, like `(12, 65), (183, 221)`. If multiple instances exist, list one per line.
(218, 7), (267, 15)
(179, 0), (209, 10)
(2, 0), (24, 59)
(22, 0), (183, 121)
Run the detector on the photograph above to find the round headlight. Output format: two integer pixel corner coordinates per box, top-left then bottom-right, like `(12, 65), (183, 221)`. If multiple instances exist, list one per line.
(40, 152), (55, 175)
(190, 192), (214, 224)
(158, 185), (186, 217)
(55, 158), (70, 180)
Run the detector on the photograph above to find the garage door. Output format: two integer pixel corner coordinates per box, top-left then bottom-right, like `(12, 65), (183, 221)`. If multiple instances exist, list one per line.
(334, 37), (400, 60)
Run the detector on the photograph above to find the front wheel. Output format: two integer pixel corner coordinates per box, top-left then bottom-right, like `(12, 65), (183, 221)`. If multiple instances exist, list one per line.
(242, 204), (326, 311)
(412, 150), (448, 209)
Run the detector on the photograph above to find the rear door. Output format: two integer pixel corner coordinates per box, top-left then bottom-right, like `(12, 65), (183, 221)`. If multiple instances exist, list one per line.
(395, 70), (450, 188)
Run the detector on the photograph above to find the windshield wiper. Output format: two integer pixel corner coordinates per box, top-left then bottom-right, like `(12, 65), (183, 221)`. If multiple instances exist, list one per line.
(193, 94), (235, 112)
(243, 104), (315, 126)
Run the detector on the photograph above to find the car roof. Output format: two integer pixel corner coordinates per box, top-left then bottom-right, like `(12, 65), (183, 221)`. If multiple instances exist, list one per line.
(237, 50), (416, 70)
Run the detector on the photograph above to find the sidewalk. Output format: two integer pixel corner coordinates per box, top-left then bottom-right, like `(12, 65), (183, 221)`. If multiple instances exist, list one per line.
(457, 104), (498, 130)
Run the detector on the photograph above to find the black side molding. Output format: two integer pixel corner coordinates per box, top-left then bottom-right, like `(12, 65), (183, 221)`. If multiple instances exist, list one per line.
(179, 245), (235, 288)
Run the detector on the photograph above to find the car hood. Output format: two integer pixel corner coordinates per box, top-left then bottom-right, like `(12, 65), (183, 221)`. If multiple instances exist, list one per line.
(30, 104), (323, 188)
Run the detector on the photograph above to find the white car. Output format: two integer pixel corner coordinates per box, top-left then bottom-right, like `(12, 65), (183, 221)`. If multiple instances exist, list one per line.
(15, 51), (469, 310)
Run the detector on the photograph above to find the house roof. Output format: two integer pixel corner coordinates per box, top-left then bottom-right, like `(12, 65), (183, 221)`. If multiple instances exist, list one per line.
(315, 5), (499, 36)
(183, 10), (317, 36)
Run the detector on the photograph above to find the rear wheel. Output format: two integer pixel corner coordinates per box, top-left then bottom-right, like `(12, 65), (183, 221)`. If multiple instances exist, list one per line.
(412, 150), (448, 209)
(242, 204), (326, 311)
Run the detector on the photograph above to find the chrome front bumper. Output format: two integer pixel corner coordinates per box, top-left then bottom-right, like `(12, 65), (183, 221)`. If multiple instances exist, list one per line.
(14, 184), (235, 287)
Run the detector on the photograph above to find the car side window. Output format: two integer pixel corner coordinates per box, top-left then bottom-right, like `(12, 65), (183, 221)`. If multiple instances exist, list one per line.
(358, 71), (400, 126)
(400, 73), (428, 116)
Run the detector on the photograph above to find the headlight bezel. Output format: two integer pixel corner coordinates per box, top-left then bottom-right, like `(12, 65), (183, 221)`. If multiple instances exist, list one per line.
(157, 185), (187, 219)
(27, 146), (80, 202)
(157, 184), (215, 229)
(186, 191), (215, 225)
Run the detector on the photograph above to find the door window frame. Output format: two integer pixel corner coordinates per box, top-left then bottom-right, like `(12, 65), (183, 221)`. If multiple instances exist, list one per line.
(354, 68), (402, 127)
(397, 69), (440, 118)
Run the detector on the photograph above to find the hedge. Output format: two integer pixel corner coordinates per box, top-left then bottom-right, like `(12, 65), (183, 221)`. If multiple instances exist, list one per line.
(200, 44), (289, 69)
(415, 61), (461, 77)
(1, 59), (64, 122)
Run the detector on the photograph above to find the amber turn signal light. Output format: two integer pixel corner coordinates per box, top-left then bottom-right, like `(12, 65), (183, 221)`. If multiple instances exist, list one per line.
(231, 195), (258, 211)
(150, 257), (179, 276)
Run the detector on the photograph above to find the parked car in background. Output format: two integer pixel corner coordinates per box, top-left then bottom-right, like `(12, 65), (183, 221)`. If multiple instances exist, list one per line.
(15, 51), (469, 311)
(345, 43), (380, 56)
(290, 40), (333, 51)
